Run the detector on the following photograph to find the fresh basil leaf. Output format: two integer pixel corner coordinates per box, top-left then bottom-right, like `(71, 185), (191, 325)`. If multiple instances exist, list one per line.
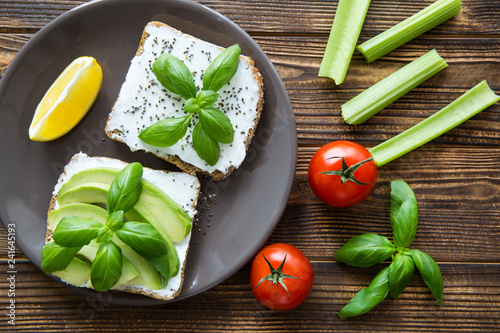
(388, 252), (415, 299)
(106, 210), (124, 231)
(52, 216), (102, 247)
(202, 44), (241, 92)
(152, 52), (196, 100)
(115, 222), (168, 256)
(192, 121), (220, 166)
(90, 240), (123, 292)
(41, 241), (83, 274)
(390, 180), (418, 248)
(96, 226), (113, 243)
(107, 162), (143, 214)
(337, 266), (390, 318)
(139, 115), (192, 147)
(199, 107), (234, 144)
(410, 249), (444, 305)
(184, 98), (200, 114)
(197, 90), (220, 108)
(334, 233), (395, 267)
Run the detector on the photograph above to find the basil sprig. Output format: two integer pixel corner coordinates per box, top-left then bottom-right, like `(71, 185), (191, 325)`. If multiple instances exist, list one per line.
(139, 44), (241, 166)
(41, 162), (174, 291)
(335, 179), (444, 317)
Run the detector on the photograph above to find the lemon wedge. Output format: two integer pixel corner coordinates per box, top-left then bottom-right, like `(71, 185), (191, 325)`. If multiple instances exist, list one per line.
(29, 56), (103, 141)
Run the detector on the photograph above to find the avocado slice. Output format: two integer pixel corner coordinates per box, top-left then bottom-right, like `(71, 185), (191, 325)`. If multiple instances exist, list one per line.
(57, 182), (109, 207)
(52, 194), (180, 278)
(48, 203), (108, 231)
(53, 257), (91, 287)
(47, 203), (162, 290)
(57, 167), (192, 243)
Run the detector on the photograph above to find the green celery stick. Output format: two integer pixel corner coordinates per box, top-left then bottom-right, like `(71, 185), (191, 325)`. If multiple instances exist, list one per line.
(357, 0), (462, 63)
(369, 81), (500, 167)
(319, 0), (371, 85)
(342, 49), (448, 125)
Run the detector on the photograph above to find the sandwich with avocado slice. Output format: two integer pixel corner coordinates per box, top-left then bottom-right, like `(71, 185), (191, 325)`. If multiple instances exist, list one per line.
(41, 152), (200, 300)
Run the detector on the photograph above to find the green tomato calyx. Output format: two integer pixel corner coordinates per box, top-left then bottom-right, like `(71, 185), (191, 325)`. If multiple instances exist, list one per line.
(254, 253), (300, 295)
(320, 156), (373, 186)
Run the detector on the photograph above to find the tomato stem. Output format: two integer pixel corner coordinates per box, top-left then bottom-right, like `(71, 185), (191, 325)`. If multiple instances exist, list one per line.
(254, 253), (300, 296)
(320, 156), (373, 186)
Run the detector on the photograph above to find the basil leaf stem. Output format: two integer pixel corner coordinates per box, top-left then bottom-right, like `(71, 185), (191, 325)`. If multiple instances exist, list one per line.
(52, 216), (102, 247)
(203, 44), (241, 92)
(388, 252), (415, 299)
(139, 115), (192, 147)
(115, 222), (169, 256)
(41, 241), (83, 274)
(334, 233), (395, 267)
(192, 121), (221, 166)
(90, 240), (123, 292)
(199, 107), (234, 144)
(107, 162), (143, 214)
(337, 266), (390, 317)
(95, 226), (113, 243)
(152, 52), (197, 100)
(197, 90), (220, 108)
(390, 179), (418, 248)
(106, 210), (124, 231)
(410, 249), (444, 305)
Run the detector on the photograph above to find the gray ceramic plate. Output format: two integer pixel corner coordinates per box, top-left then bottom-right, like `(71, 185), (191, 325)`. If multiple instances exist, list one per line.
(0, 0), (296, 305)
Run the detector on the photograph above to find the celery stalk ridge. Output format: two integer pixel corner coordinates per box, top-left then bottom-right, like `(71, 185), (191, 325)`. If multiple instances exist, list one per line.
(319, 0), (371, 85)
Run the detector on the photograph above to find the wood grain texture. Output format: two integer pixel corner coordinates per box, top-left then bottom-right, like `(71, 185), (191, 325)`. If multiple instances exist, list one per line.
(0, 0), (499, 332)
(0, 261), (499, 332)
(1, 0), (499, 36)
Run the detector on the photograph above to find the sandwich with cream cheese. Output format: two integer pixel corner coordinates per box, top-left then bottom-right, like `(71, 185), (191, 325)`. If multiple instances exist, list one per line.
(105, 21), (264, 180)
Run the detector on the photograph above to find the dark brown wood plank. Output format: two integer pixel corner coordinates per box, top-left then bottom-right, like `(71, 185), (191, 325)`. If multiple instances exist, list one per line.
(0, 33), (30, 75)
(0, 261), (498, 332)
(0, 0), (499, 37)
(0, 0), (86, 32)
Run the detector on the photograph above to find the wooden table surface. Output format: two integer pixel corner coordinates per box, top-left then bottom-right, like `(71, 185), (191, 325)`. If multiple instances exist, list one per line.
(1, 0), (499, 332)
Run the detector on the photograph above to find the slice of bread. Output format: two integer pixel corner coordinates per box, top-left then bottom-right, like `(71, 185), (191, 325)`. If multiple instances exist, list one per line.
(105, 21), (264, 180)
(45, 152), (200, 300)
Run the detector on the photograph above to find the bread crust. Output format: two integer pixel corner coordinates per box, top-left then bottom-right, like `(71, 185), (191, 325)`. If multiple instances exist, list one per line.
(105, 21), (264, 181)
(44, 153), (200, 300)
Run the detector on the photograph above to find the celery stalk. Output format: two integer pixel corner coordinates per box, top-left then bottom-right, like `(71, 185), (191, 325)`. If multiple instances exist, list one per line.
(342, 50), (448, 125)
(369, 81), (500, 167)
(319, 0), (371, 85)
(357, 0), (462, 63)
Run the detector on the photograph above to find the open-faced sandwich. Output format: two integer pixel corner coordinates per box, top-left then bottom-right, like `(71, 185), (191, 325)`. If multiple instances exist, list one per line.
(41, 153), (200, 300)
(105, 21), (264, 180)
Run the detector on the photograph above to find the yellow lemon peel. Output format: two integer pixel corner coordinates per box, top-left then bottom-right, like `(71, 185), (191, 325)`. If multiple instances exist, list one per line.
(29, 56), (102, 141)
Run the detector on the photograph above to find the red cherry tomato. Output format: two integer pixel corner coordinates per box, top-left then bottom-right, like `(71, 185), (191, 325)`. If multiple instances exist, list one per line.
(308, 140), (378, 207)
(250, 243), (314, 310)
